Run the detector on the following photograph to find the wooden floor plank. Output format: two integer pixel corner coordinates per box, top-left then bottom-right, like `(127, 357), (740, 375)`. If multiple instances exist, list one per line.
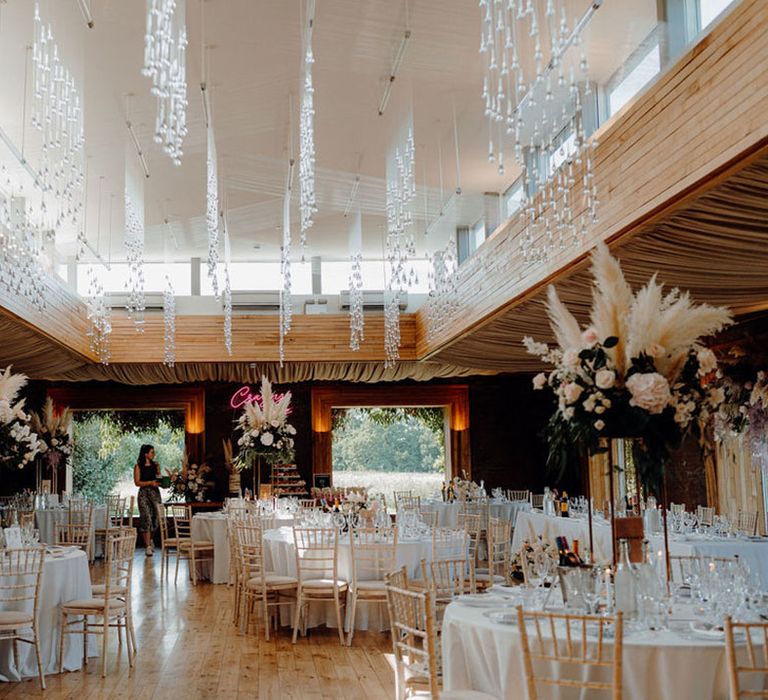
(1, 553), (395, 699)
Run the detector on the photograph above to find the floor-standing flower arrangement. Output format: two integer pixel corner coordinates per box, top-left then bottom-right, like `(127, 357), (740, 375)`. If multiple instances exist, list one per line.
(233, 377), (296, 471)
(524, 244), (732, 492)
(715, 370), (768, 442)
(0, 366), (42, 470)
(167, 462), (211, 502)
(30, 397), (74, 480)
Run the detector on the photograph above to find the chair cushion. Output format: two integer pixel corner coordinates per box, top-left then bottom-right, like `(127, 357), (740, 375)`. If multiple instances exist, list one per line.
(474, 572), (505, 583)
(178, 540), (214, 550)
(246, 574), (298, 589)
(353, 580), (388, 597)
(0, 611), (33, 627)
(300, 579), (348, 592)
(63, 597), (126, 611)
(91, 584), (128, 596)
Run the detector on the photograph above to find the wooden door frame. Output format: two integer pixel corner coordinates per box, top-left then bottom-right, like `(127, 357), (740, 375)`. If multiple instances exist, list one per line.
(310, 384), (470, 484)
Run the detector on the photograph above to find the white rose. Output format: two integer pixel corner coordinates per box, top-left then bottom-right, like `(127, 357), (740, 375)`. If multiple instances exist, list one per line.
(595, 369), (616, 390)
(583, 395), (596, 412)
(594, 419), (605, 431)
(532, 372), (547, 390)
(562, 383), (584, 404)
(287, 425), (297, 435)
(582, 327), (599, 346)
(626, 372), (672, 414)
(260, 432), (274, 446)
(271, 420), (280, 428)
(594, 405), (606, 414)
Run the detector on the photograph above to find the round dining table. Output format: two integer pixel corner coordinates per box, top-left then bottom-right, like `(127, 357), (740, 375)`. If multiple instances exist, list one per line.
(0, 547), (94, 681)
(442, 597), (765, 700)
(420, 499), (531, 528)
(35, 505), (108, 559)
(262, 526), (440, 631)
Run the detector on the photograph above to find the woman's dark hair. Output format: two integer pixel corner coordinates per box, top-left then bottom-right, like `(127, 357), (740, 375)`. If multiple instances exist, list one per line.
(137, 444), (156, 467)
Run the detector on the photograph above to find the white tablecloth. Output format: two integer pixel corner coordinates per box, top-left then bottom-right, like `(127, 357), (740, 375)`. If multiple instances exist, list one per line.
(0, 548), (94, 681)
(191, 511), (297, 584)
(512, 511), (768, 588)
(420, 500), (532, 528)
(35, 506), (108, 558)
(442, 600), (762, 700)
(263, 527), (436, 631)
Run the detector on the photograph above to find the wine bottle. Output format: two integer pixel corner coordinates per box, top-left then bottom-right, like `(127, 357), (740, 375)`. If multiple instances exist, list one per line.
(560, 491), (569, 517)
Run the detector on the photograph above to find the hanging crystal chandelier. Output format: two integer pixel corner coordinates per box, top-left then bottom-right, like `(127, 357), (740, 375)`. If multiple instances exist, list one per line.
(0, 189), (48, 314)
(142, 0), (188, 165)
(479, 0), (600, 263)
(426, 239), (459, 341)
(349, 251), (364, 352)
(124, 185), (146, 331)
(163, 275), (176, 366)
(206, 121), (220, 297)
(31, 2), (86, 239)
(384, 125), (418, 366)
(222, 226), (233, 356)
(279, 176), (293, 366)
(298, 0), (316, 257)
(85, 266), (111, 364)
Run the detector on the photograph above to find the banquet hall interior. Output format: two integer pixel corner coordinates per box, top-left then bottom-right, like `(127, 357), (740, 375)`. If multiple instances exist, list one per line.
(0, 0), (766, 697)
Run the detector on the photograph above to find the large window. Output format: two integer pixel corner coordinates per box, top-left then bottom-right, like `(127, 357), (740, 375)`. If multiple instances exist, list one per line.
(78, 263), (192, 295)
(699, 0), (734, 30)
(503, 178), (525, 219)
(608, 41), (661, 116)
(331, 407), (447, 502)
(321, 259), (431, 295)
(201, 262), (313, 295)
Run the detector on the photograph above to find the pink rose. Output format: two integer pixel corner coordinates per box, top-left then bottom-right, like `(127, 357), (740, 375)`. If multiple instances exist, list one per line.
(626, 372), (671, 414)
(563, 383), (584, 404)
(582, 327), (599, 346)
(595, 369), (616, 390)
(696, 348), (717, 376)
(532, 373), (547, 390)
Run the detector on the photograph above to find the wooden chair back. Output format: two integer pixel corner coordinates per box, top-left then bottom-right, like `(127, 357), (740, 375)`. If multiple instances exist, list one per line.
(530, 493), (545, 509)
(156, 503), (171, 547)
(420, 557), (466, 607)
(725, 617), (768, 698)
(417, 510), (437, 528)
(105, 495), (127, 528)
(167, 503), (193, 541)
(488, 517), (512, 582)
(385, 584), (439, 698)
(18, 510), (35, 529)
(696, 505), (715, 527)
(670, 503), (686, 516)
(396, 495), (421, 512)
(431, 527), (469, 563)
(0, 547), (44, 618)
(349, 526), (397, 587)
(669, 554), (737, 584)
(292, 528), (339, 584)
(517, 606), (624, 700)
(734, 511), (758, 536)
(386, 565), (409, 590)
(298, 499), (317, 510)
(507, 489), (530, 502)
(234, 521), (267, 584)
(101, 530), (136, 600)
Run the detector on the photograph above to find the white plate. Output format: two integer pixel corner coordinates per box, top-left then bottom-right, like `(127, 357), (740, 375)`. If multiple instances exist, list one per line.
(689, 621), (725, 639)
(457, 595), (514, 608)
(485, 610), (519, 625)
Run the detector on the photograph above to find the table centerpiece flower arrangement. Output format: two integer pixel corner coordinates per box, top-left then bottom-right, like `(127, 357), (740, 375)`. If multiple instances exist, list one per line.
(524, 243), (732, 492)
(233, 377), (296, 470)
(715, 369), (768, 442)
(30, 397), (74, 471)
(166, 459), (211, 502)
(0, 366), (42, 470)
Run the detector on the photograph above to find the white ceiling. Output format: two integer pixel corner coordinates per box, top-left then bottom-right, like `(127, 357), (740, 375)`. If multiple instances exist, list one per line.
(0, 0), (657, 267)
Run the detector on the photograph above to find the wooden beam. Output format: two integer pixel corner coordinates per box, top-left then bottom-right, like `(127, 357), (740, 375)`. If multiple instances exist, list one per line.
(107, 313), (417, 363)
(416, 0), (768, 359)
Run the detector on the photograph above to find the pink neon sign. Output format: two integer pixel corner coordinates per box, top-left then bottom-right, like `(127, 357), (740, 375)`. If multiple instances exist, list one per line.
(229, 385), (291, 412)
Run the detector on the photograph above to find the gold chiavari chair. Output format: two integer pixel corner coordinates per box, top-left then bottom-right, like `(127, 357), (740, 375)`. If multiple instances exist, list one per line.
(156, 502), (180, 582)
(385, 583), (495, 700)
(386, 565), (409, 590)
(476, 517), (512, 588)
(299, 498), (317, 510)
(417, 509), (438, 528)
(292, 527), (348, 645)
(420, 557), (467, 621)
(725, 617), (768, 699)
(734, 511), (759, 536)
(696, 505), (715, 527)
(60, 530), (136, 677)
(530, 493), (545, 510)
(507, 489), (530, 502)
(669, 554), (737, 585)
(432, 527), (470, 563)
(18, 510), (35, 529)
(393, 490), (413, 504)
(56, 501), (95, 560)
(94, 495), (126, 556)
(670, 503), (686, 516)
(235, 520), (297, 640)
(517, 606), (624, 700)
(169, 504), (214, 586)
(0, 547), (46, 689)
(458, 512), (482, 593)
(397, 495), (421, 512)
(346, 526), (398, 646)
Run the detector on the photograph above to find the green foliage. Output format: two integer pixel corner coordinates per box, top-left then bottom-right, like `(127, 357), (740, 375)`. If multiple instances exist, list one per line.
(332, 408), (445, 474)
(72, 412), (185, 502)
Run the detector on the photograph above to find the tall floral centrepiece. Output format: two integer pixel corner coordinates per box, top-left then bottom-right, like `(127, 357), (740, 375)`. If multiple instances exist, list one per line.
(30, 397), (74, 488)
(524, 244), (732, 491)
(234, 377), (296, 470)
(0, 366), (42, 470)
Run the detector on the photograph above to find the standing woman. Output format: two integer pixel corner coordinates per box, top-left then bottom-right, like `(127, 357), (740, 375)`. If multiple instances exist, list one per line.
(134, 444), (162, 556)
